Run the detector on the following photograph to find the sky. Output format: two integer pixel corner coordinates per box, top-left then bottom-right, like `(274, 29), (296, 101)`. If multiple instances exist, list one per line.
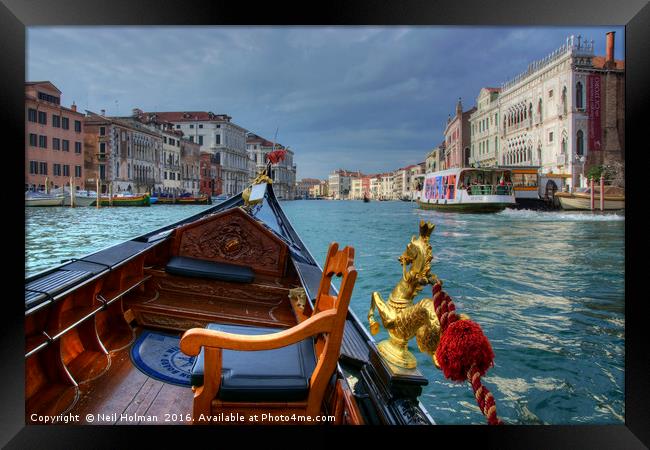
(27, 26), (625, 180)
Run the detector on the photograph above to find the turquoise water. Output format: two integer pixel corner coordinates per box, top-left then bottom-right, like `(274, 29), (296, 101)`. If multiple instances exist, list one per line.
(25, 201), (625, 425)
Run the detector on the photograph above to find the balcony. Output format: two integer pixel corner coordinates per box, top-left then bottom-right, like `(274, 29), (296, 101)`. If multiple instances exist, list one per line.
(556, 153), (567, 165)
(96, 153), (108, 161)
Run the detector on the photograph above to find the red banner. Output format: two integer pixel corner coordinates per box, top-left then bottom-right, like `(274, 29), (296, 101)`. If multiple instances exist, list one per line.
(587, 74), (602, 151)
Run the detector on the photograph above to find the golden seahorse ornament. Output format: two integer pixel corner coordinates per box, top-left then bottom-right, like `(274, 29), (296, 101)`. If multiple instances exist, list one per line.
(367, 220), (442, 369)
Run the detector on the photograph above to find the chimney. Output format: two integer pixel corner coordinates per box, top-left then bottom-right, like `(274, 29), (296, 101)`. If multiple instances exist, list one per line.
(100, 109), (106, 116)
(71, 101), (77, 112)
(605, 31), (615, 68)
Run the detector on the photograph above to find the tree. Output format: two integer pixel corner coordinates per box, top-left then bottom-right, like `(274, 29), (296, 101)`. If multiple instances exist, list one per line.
(586, 162), (624, 187)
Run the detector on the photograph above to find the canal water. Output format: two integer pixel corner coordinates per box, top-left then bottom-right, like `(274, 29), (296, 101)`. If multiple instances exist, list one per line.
(25, 201), (625, 425)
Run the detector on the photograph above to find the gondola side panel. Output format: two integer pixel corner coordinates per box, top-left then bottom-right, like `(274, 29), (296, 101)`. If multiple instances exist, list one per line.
(171, 208), (288, 278)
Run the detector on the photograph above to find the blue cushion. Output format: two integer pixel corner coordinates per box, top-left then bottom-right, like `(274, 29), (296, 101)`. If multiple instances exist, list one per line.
(166, 256), (254, 283)
(190, 323), (317, 402)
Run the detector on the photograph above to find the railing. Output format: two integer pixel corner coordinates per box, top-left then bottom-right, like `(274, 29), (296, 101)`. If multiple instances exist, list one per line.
(466, 184), (513, 196)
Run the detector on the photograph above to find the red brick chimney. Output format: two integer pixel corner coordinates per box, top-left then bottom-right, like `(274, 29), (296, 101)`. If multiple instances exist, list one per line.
(70, 101), (77, 112)
(605, 31), (615, 68)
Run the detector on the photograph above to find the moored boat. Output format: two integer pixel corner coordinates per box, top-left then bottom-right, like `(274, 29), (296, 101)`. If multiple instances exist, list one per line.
(153, 194), (212, 205)
(25, 191), (64, 207)
(418, 168), (515, 212)
(63, 190), (99, 207)
(555, 185), (625, 210)
(98, 193), (151, 207)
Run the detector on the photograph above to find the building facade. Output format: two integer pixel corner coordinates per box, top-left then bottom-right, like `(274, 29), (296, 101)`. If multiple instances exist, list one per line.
(425, 142), (445, 173)
(25, 81), (86, 191)
(443, 99), (476, 169)
(469, 88), (501, 167)
(83, 111), (163, 194)
(199, 151), (222, 196)
(145, 111), (251, 196)
(328, 169), (361, 200)
(496, 32), (624, 190)
(295, 178), (320, 199)
(180, 138), (201, 196)
(246, 133), (296, 199)
(309, 180), (329, 199)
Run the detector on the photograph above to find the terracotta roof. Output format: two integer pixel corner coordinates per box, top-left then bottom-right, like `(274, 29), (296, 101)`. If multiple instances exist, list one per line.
(484, 87), (501, 92)
(145, 111), (232, 122)
(25, 81), (62, 94)
(592, 57), (625, 70)
(246, 133), (285, 149)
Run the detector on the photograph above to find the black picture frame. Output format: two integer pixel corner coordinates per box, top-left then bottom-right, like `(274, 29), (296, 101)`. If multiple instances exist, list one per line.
(2, 0), (647, 447)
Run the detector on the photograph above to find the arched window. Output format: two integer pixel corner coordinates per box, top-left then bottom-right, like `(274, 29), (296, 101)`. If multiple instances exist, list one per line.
(562, 86), (567, 115)
(576, 82), (583, 109)
(538, 98), (542, 121)
(576, 130), (584, 156)
(561, 136), (567, 154)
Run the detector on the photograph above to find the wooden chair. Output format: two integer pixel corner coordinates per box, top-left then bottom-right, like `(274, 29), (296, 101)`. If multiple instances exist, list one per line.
(180, 243), (357, 423)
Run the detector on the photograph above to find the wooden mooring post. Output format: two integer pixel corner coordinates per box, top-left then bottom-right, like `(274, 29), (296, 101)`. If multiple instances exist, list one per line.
(600, 175), (605, 211)
(69, 176), (75, 208)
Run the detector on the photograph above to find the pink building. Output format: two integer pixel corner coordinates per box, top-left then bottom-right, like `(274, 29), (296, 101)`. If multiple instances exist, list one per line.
(25, 81), (86, 191)
(443, 98), (476, 169)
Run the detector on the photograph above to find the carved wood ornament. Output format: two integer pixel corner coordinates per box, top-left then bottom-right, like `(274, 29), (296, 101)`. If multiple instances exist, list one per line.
(172, 208), (288, 277)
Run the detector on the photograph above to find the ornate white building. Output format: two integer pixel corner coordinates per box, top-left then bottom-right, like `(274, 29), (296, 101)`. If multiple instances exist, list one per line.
(495, 32), (624, 190)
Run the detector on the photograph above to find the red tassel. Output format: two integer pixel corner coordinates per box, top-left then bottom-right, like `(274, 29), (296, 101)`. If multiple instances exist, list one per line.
(435, 319), (494, 382)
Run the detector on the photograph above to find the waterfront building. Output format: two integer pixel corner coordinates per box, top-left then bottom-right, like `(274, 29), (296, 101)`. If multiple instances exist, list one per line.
(443, 99), (476, 169)
(309, 180), (329, 199)
(328, 169), (361, 200)
(469, 88), (501, 168)
(83, 111), (162, 194)
(25, 81), (86, 191)
(425, 142), (445, 173)
(369, 175), (381, 199)
(295, 178), (320, 199)
(380, 173), (394, 200)
(351, 178), (361, 200)
(180, 138), (201, 196)
(136, 114), (182, 195)
(199, 151), (222, 196)
(408, 163), (426, 200)
(496, 32), (624, 190)
(392, 167), (406, 200)
(246, 133), (297, 199)
(145, 111), (250, 196)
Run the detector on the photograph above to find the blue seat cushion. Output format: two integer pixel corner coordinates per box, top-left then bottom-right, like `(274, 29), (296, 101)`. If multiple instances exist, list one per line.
(166, 256), (254, 283)
(190, 323), (317, 402)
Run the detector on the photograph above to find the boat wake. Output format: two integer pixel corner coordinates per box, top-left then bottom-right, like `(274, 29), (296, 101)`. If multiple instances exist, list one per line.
(498, 208), (624, 222)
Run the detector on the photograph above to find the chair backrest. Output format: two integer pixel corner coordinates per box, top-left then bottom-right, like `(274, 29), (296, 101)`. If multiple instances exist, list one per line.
(306, 243), (357, 415)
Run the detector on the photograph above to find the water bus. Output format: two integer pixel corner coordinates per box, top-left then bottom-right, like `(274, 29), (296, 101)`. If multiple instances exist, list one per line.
(418, 168), (515, 212)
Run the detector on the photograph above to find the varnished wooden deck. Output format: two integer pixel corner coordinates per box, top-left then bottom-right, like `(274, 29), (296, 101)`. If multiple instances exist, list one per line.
(68, 328), (194, 425)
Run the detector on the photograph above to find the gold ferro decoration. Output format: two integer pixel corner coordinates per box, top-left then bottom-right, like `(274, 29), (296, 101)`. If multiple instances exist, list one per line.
(242, 166), (273, 207)
(368, 220), (442, 369)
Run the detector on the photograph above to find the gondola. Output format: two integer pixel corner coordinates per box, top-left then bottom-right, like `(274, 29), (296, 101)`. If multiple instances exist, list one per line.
(24, 166), (503, 426)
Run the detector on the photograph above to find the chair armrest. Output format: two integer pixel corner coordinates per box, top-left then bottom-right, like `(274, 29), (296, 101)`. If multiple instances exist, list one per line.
(180, 309), (337, 356)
